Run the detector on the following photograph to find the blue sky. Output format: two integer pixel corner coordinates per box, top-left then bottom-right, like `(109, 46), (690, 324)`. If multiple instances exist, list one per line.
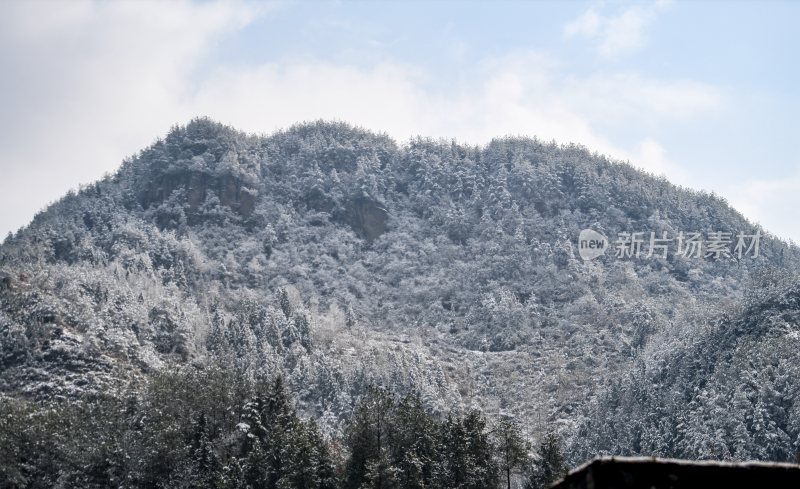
(1, 0), (799, 242)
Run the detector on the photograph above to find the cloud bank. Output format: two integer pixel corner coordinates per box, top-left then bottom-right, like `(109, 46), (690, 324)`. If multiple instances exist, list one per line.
(564, 0), (672, 58)
(4, 0), (779, 241)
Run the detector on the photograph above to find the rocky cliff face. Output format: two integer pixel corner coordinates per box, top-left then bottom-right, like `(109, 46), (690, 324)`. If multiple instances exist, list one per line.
(0, 270), (13, 291)
(141, 171), (258, 226)
(340, 197), (388, 242)
(303, 190), (388, 241)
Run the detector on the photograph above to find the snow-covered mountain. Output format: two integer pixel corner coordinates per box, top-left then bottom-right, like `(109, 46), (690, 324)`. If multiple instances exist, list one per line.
(2, 118), (799, 477)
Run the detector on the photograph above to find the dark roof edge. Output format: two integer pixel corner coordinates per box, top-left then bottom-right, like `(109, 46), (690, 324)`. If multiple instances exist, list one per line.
(553, 456), (800, 487)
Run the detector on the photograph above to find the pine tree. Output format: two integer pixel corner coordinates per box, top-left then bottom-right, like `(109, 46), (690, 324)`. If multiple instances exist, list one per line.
(494, 418), (529, 489)
(294, 313), (313, 351)
(390, 393), (438, 489)
(461, 410), (499, 489)
(525, 432), (567, 489)
(241, 437), (270, 488)
(344, 386), (395, 489)
(277, 419), (318, 489)
(184, 412), (223, 488)
(438, 411), (499, 489)
(279, 287), (293, 318)
(307, 421), (338, 489)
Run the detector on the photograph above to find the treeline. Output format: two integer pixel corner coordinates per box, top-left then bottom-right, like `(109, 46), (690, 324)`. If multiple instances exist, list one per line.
(0, 365), (567, 489)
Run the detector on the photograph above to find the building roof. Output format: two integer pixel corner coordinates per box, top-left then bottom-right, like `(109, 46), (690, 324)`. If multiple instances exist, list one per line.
(552, 456), (800, 489)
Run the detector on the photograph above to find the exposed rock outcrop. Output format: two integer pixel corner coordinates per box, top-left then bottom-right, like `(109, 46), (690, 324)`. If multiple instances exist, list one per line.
(0, 270), (13, 291)
(141, 171), (258, 223)
(341, 197), (388, 242)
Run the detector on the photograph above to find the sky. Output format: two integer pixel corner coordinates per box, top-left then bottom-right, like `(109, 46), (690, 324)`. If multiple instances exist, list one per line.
(1, 0), (799, 242)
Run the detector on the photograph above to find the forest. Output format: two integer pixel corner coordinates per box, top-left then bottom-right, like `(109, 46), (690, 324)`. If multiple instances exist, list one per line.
(2, 118), (800, 487)
(1, 362), (568, 489)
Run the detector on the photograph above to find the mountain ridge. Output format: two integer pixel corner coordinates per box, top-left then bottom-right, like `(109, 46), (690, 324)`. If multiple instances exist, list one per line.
(1, 117), (799, 462)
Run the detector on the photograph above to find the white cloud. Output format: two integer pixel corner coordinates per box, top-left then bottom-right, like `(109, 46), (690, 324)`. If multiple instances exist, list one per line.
(727, 173), (800, 244)
(565, 1), (672, 58)
(185, 53), (714, 192)
(631, 138), (689, 185)
(564, 72), (723, 122)
(190, 62), (431, 139)
(0, 0), (724, 240)
(0, 0), (268, 236)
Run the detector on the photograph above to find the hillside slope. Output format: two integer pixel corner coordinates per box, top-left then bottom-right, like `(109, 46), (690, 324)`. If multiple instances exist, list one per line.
(569, 277), (800, 462)
(1, 118), (797, 446)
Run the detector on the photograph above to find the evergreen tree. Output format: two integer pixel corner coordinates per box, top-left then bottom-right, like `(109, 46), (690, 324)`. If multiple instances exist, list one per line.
(278, 288), (293, 318)
(189, 412), (223, 488)
(439, 410), (499, 489)
(344, 386), (395, 489)
(494, 418), (529, 489)
(389, 393), (438, 489)
(526, 432), (567, 489)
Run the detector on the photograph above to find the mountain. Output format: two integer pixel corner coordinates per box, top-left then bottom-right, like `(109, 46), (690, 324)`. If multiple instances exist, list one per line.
(1, 117), (798, 461)
(570, 274), (800, 463)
